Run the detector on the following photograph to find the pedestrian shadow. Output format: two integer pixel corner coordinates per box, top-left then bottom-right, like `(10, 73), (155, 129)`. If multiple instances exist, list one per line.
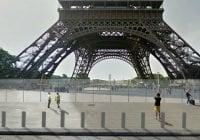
(164, 121), (173, 126)
(49, 107), (69, 115)
(60, 107), (69, 115)
(158, 120), (173, 126)
(49, 108), (59, 115)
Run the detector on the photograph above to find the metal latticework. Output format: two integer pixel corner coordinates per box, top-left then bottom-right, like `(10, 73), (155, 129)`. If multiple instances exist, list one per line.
(13, 0), (200, 79)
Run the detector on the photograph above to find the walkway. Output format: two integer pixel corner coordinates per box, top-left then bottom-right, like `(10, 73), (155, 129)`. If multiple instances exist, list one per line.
(0, 102), (200, 130)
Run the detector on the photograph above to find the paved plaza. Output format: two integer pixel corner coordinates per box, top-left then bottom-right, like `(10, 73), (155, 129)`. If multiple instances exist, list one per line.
(1, 88), (199, 103)
(0, 89), (200, 140)
(0, 101), (200, 130)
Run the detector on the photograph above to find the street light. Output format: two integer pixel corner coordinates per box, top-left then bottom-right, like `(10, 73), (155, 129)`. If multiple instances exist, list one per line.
(157, 72), (160, 93)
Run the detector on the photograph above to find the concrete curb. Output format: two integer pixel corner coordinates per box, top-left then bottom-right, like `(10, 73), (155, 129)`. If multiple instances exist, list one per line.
(0, 129), (200, 136)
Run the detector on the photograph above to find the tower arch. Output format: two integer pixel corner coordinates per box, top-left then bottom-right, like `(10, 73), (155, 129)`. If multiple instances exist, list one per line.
(13, 0), (200, 79)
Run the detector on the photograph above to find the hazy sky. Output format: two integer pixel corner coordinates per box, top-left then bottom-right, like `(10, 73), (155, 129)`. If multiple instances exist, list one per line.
(0, 0), (200, 80)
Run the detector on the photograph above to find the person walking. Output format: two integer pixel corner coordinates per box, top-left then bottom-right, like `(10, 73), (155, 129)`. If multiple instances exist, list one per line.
(154, 93), (162, 120)
(47, 92), (51, 108)
(55, 92), (60, 108)
(185, 89), (192, 104)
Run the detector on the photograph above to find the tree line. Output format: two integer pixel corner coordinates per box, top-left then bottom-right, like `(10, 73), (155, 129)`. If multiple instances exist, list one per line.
(0, 48), (20, 78)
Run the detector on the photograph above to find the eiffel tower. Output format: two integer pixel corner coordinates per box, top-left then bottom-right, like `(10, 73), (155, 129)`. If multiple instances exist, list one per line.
(14, 0), (200, 79)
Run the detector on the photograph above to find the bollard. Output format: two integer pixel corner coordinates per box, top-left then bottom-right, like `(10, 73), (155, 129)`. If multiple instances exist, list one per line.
(22, 111), (26, 127)
(81, 112), (85, 128)
(161, 112), (165, 128)
(60, 111), (65, 128)
(121, 112), (126, 129)
(2, 111), (6, 127)
(110, 91), (112, 103)
(22, 91), (25, 103)
(101, 112), (105, 128)
(42, 112), (46, 128)
(141, 112), (145, 129)
(182, 112), (187, 129)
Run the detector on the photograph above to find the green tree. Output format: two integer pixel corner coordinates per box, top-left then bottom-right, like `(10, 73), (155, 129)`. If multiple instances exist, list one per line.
(0, 48), (19, 78)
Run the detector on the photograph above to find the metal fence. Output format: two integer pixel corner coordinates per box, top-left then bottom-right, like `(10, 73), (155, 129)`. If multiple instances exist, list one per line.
(0, 79), (200, 103)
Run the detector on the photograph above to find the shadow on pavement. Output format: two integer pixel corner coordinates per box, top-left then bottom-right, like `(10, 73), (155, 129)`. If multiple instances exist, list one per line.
(158, 120), (173, 126)
(49, 108), (60, 115)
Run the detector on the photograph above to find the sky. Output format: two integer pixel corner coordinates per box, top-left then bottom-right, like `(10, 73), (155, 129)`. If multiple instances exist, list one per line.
(0, 0), (200, 80)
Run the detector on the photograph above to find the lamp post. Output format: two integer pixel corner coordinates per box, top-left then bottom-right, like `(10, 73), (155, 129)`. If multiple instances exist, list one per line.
(157, 72), (160, 93)
(109, 74), (112, 103)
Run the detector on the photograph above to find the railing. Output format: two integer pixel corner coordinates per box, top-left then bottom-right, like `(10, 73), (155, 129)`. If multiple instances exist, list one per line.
(0, 79), (200, 103)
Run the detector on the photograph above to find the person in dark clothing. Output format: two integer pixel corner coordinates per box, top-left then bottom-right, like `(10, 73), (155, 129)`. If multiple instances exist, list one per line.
(186, 90), (192, 104)
(154, 93), (161, 119)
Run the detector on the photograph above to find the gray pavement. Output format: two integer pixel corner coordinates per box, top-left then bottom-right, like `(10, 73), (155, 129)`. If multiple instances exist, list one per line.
(1, 89), (200, 140)
(0, 102), (200, 130)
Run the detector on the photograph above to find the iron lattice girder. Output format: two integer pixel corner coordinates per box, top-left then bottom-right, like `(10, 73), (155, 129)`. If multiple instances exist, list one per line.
(70, 34), (154, 79)
(72, 32), (183, 79)
(13, 0), (200, 79)
(148, 46), (183, 79)
(71, 42), (134, 79)
(92, 48), (153, 79)
(58, 0), (163, 9)
(92, 49), (132, 66)
(71, 47), (153, 79)
(60, 19), (200, 78)
(152, 21), (200, 78)
(131, 48), (153, 79)
(14, 21), (76, 78)
(71, 48), (93, 79)
(40, 40), (78, 78)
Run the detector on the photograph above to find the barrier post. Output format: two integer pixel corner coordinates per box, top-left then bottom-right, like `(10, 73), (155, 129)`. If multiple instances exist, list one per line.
(42, 112), (46, 127)
(2, 111), (6, 127)
(121, 112), (126, 128)
(182, 112), (187, 129)
(81, 112), (85, 128)
(60, 111), (65, 128)
(141, 112), (145, 129)
(101, 112), (105, 128)
(161, 112), (165, 128)
(22, 111), (26, 127)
